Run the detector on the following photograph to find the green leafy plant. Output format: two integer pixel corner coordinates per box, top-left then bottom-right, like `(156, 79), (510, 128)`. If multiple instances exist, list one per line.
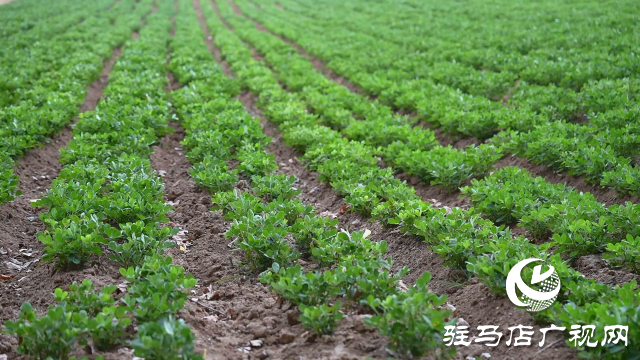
(108, 221), (178, 266)
(120, 255), (197, 322)
(86, 306), (131, 351)
(130, 316), (203, 360)
(299, 302), (344, 335)
(251, 174), (300, 201)
(54, 280), (116, 317)
(362, 273), (454, 359)
(3, 303), (88, 360)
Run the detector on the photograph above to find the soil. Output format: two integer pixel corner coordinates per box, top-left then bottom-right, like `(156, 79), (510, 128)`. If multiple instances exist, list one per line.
(194, 0), (232, 77)
(0, 0), (16, 5)
(0, 46), (125, 356)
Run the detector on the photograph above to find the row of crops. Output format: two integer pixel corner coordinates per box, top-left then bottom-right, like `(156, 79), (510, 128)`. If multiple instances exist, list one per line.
(0, 0), (638, 358)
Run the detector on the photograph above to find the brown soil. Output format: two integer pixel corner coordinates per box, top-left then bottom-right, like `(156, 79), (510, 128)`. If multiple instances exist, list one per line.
(0, 0), (16, 5)
(575, 254), (640, 287)
(194, 0), (232, 77)
(0, 47), (124, 356)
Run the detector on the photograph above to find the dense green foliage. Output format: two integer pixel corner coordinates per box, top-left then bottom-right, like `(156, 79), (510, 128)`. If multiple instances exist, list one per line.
(2, 0), (639, 358)
(237, 0), (640, 198)
(0, 0), (151, 204)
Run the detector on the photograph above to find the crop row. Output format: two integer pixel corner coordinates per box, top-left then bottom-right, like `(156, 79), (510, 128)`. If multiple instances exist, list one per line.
(210, 0), (640, 276)
(235, 0), (640, 198)
(238, 0), (635, 126)
(3, 2), (203, 359)
(201, 1), (639, 357)
(0, 0), (150, 205)
(170, 2), (453, 356)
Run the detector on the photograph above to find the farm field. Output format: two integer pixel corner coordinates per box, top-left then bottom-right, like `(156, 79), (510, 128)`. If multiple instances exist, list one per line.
(0, 0), (638, 359)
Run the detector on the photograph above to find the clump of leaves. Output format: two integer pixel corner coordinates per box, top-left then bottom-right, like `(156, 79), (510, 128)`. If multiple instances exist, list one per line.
(37, 214), (115, 268)
(130, 316), (203, 360)
(603, 234), (640, 273)
(86, 306), (131, 351)
(251, 174), (300, 201)
(120, 255), (197, 322)
(259, 263), (344, 306)
(362, 273), (454, 359)
(108, 221), (178, 266)
(3, 303), (87, 360)
(299, 302), (344, 335)
(190, 155), (238, 192)
(54, 279), (116, 316)
(236, 144), (278, 177)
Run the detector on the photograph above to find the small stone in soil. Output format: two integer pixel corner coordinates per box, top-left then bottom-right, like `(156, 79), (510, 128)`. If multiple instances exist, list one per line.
(286, 310), (301, 325)
(248, 323), (267, 338)
(250, 340), (263, 347)
(279, 329), (295, 344)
